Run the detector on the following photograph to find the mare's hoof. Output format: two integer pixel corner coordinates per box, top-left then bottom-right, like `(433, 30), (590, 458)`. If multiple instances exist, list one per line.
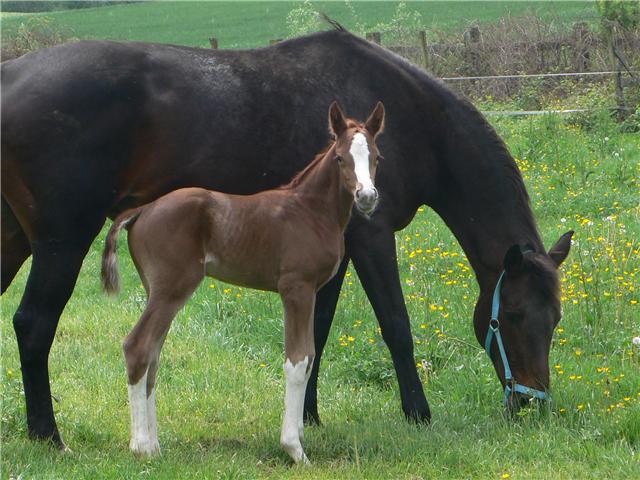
(303, 410), (322, 426)
(405, 408), (432, 425)
(29, 428), (68, 451)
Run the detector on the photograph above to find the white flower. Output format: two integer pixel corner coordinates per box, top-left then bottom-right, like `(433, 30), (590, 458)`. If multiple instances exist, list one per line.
(633, 337), (640, 346)
(560, 217), (567, 223)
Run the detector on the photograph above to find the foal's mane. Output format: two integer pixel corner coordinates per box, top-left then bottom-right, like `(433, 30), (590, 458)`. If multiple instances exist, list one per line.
(279, 119), (362, 190)
(279, 143), (335, 190)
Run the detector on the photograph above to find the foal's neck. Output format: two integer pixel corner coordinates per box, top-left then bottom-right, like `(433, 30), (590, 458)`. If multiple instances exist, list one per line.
(293, 144), (353, 231)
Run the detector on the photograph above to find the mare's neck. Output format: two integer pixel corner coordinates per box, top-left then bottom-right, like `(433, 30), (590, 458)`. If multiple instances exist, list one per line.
(430, 150), (544, 293)
(293, 145), (353, 231)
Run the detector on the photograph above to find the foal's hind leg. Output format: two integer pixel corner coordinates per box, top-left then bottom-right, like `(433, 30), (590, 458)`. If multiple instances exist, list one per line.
(123, 272), (202, 457)
(278, 278), (316, 465)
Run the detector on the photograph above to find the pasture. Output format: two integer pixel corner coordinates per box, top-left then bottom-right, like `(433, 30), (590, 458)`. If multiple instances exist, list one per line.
(0, 1), (597, 48)
(2, 109), (638, 479)
(1, 2), (639, 479)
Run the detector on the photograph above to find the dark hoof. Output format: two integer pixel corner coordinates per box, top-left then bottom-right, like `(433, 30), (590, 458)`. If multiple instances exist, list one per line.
(303, 410), (322, 426)
(405, 408), (431, 425)
(29, 428), (67, 451)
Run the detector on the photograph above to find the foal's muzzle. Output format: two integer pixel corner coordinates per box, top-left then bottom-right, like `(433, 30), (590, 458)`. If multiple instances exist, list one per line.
(355, 186), (378, 215)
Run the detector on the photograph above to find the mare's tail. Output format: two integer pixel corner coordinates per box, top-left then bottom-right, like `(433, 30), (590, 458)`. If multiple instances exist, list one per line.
(101, 207), (144, 296)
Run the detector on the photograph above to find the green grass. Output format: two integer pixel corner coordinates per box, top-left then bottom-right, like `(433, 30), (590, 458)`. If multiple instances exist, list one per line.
(1, 1), (598, 49)
(1, 102), (638, 478)
(1, 1), (638, 478)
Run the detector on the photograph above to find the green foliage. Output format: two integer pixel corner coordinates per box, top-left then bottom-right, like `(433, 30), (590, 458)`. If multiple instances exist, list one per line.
(1, 15), (75, 60)
(285, 0), (322, 38)
(372, 1), (426, 45)
(596, 0), (640, 33)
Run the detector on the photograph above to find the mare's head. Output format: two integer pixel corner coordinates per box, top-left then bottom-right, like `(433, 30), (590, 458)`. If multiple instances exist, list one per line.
(485, 231), (573, 412)
(328, 101), (385, 216)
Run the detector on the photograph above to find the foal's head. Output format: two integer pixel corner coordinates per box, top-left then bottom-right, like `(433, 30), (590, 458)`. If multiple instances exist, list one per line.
(328, 101), (385, 216)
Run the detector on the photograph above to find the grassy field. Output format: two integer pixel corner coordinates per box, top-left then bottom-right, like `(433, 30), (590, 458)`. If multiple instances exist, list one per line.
(1, 103), (639, 478)
(1, 1), (639, 478)
(0, 1), (598, 49)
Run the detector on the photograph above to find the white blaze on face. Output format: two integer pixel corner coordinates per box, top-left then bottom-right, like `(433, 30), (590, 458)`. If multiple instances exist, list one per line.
(349, 132), (374, 191)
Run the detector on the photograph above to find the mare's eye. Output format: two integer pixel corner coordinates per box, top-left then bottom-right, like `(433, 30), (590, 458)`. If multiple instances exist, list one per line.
(503, 310), (524, 323)
(336, 155), (343, 163)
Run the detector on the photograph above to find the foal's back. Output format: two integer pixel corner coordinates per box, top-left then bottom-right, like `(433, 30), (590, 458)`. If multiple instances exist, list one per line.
(127, 186), (341, 295)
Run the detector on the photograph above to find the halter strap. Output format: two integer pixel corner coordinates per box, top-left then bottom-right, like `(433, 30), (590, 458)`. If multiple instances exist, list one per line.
(485, 268), (549, 405)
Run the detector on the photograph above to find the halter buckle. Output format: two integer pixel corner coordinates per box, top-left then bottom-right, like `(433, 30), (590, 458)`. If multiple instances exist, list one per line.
(489, 318), (500, 331)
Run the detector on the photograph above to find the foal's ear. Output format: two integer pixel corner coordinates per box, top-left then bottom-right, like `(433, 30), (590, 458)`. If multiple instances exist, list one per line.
(504, 244), (524, 274)
(328, 101), (348, 139)
(548, 230), (574, 267)
(365, 101), (385, 138)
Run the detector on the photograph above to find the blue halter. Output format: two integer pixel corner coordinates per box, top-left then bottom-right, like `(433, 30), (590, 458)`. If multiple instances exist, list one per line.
(485, 270), (549, 405)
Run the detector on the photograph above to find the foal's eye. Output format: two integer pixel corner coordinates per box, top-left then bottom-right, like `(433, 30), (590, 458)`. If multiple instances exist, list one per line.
(336, 155), (343, 163)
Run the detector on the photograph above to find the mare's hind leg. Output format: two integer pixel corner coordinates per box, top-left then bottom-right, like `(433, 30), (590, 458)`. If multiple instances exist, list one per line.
(1, 197), (31, 293)
(278, 278), (316, 465)
(13, 234), (99, 448)
(123, 272), (203, 457)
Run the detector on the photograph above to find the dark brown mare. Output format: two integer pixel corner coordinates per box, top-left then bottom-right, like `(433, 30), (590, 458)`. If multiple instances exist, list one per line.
(100, 102), (385, 463)
(1, 25), (572, 449)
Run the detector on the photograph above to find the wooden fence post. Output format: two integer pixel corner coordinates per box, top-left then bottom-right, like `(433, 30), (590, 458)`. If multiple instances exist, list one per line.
(572, 22), (590, 72)
(463, 25), (482, 77)
(366, 32), (381, 45)
(605, 30), (628, 122)
(209, 37), (218, 49)
(418, 30), (430, 71)
(614, 55), (628, 122)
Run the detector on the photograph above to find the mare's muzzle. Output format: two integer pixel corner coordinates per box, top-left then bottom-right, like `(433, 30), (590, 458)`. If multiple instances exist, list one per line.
(355, 186), (378, 215)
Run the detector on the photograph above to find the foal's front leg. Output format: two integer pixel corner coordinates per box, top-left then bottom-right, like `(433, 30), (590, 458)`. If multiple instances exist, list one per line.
(279, 279), (316, 465)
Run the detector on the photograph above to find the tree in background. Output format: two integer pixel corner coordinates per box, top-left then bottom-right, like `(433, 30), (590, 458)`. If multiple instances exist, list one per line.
(0, 1), (136, 13)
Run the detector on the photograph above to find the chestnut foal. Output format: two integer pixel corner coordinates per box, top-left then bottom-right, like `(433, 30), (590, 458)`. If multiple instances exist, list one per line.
(101, 102), (385, 464)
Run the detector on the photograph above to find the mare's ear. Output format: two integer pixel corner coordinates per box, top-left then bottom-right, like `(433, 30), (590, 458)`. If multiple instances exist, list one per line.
(548, 230), (574, 267)
(504, 244), (524, 274)
(328, 101), (347, 139)
(365, 101), (385, 138)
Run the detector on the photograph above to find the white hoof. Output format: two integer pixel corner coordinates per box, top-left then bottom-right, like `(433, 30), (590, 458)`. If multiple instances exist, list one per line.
(281, 436), (310, 465)
(130, 438), (161, 458)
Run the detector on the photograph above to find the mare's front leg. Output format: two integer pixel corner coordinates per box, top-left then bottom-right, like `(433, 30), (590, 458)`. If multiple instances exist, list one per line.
(348, 222), (431, 423)
(278, 278), (316, 465)
(303, 255), (350, 425)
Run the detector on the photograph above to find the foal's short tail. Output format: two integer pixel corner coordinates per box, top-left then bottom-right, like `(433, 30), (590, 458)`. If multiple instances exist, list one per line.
(101, 207), (143, 296)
